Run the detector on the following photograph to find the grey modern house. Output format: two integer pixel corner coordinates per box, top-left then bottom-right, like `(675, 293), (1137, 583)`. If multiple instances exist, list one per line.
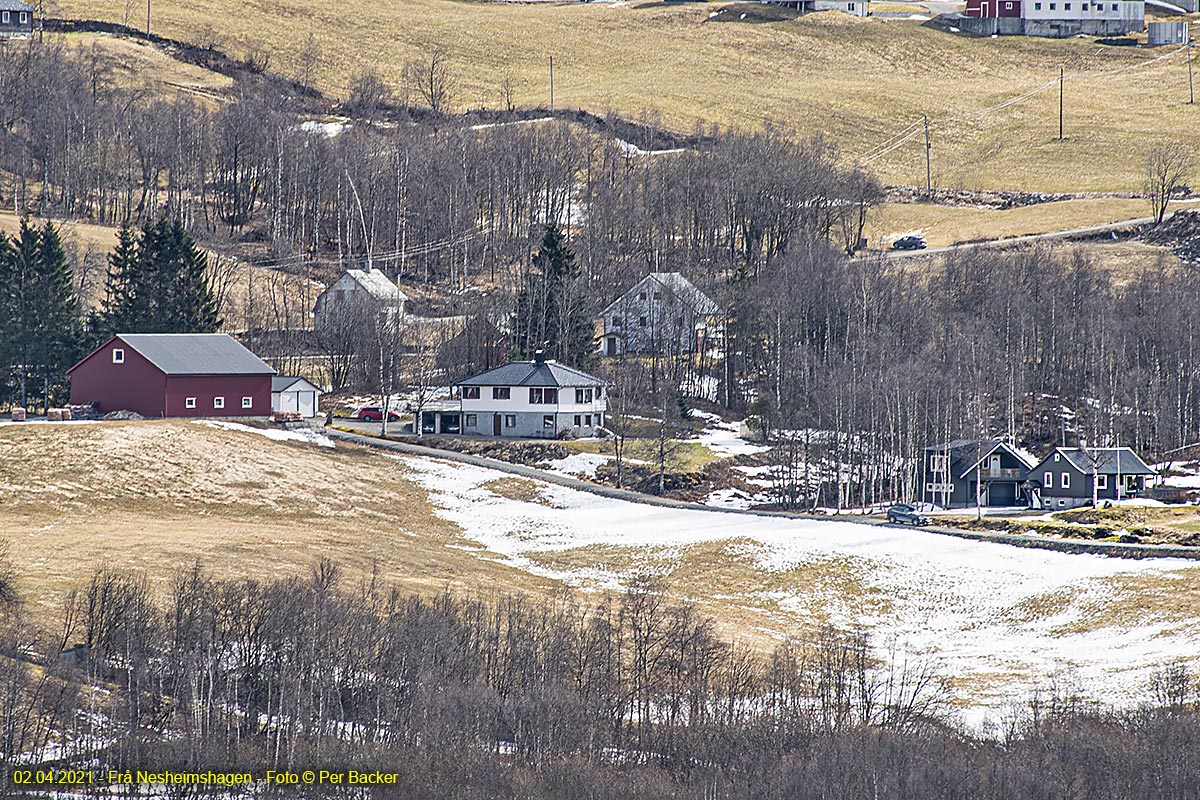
(456, 352), (607, 438)
(599, 272), (721, 357)
(921, 439), (1039, 508)
(1029, 447), (1155, 510)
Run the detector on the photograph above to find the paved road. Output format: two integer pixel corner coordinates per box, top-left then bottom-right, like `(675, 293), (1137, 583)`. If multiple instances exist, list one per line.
(871, 203), (1199, 262)
(324, 426), (1200, 562)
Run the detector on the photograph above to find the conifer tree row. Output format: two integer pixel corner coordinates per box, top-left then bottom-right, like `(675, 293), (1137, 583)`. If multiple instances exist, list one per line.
(98, 218), (221, 337)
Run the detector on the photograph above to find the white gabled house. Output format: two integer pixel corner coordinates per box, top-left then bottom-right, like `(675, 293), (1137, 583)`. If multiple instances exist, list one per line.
(313, 268), (408, 329)
(271, 376), (322, 418)
(599, 272), (721, 357)
(456, 351), (607, 438)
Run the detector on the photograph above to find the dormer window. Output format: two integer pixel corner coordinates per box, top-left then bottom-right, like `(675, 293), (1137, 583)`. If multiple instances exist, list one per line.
(112, 348), (125, 364)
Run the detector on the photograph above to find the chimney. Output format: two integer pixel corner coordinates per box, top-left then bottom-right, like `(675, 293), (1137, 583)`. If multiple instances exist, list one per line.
(534, 349), (546, 365)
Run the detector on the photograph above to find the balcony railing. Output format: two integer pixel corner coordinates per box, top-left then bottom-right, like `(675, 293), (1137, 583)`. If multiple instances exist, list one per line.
(977, 468), (1021, 479)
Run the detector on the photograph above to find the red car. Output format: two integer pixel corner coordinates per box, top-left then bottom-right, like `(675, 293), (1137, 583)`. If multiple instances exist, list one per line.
(354, 405), (401, 422)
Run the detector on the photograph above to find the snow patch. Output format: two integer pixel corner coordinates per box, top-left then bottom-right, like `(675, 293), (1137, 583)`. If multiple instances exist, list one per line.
(193, 420), (334, 448)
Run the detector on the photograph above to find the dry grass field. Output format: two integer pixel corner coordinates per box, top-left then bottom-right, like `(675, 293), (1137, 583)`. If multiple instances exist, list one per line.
(0, 420), (557, 624)
(50, 0), (1200, 192)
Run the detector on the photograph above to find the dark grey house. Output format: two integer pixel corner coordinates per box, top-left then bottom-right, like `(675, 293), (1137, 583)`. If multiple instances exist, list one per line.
(921, 439), (1039, 509)
(456, 351), (607, 438)
(599, 272), (721, 357)
(1029, 447), (1155, 510)
(0, 0), (33, 36)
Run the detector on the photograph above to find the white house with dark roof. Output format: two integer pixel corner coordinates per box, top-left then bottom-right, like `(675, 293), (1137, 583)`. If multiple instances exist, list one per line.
(313, 268), (408, 329)
(456, 351), (607, 438)
(599, 272), (721, 357)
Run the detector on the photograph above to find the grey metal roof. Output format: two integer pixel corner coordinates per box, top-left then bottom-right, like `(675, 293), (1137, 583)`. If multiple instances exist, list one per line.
(602, 272), (720, 317)
(272, 376), (320, 393)
(0, 0), (33, 11)
(345, 269), (408, 303)
(457, 359), (606, 387)
(1047, 447), (1155, 476)
(118, 334), (274, 375)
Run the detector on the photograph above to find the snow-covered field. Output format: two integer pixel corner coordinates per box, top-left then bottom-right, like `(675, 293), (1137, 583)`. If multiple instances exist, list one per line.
(395, 452), (1200, 725)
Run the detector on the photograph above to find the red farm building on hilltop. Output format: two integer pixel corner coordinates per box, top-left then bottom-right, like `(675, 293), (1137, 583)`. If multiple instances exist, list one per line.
(67, 333), (275, 418)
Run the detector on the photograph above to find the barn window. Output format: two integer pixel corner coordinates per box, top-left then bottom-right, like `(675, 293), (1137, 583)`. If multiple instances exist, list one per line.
(543, 414), (554, 429)
(492, 387), (510, 400)
(1097, 474), (1108, 489)
(185, 397), (197, 409)
(112, 348), (124, 364)
(1005, 2), (1012, 7)
(462, 387), (480, 400)
(504, 415), (516, 427)
(465, 413), (477, 426)
(1060, 472), (1070, 489)
(213, 397), (225, 409)
(242, 397), (252, 409)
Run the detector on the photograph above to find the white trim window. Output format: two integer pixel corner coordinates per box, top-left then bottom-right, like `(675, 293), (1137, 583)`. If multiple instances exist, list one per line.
(2, 12), (9, 23)
(1045, 472), (1054, 488)
(185, 397), (197, 409)
(543, 414), (554, 429)
(241, 396), (253, 409)
(213, 396), (225, 410)
(1061, 472), (1070, 489)
(1097, 474), (1108, 490)
(504, 414), (516, 428)
(18, 11), (26, 23)
(112, 348), (125, 364)
(492, 387), (510, 400)
(575, 388), (593, 404)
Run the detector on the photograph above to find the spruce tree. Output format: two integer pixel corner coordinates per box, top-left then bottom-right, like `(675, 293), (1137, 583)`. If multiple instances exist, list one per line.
(27, 222), (83, 408)
(513, 224), (594, 366)
(0, 233), (17, 406)
(98, 223), (141, 337)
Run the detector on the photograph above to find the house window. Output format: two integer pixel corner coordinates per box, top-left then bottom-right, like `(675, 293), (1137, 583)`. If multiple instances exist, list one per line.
(596, 414), (603, 427)
(1061, 472), (1070, 489)
(185, 397), (197, 409)
(1034, 1), (1041, 7)
(638, 292), (646, 300)
(1049, 2), (1055, 8)
(1045, 472), (1054, 487)
(112, 348), (125, 364)
(529, 388), (558, 404)
(214, 397), (225, 410)
(654, 291), (662, 300)
(241, 397), (252, 409)
(1097, 474), (1108, 490)
(2, 12), (9, 23)
(585, 414), (592, 426)
(466, 413), (477, 426)
(575, 388), (593, 404)
(18, 11), (25, 22)
(930, 454), (949, 472)
(613, 316), (623, 328)
(1111, 2), (1117, 7)
(574, 415), (582, 426)
(492, 387), (510, 400)
(1064, 2), (1070, 8)
(462, 387), (480, 400)
(543, 414), (554, 429)
(639, 316), (647, 327)
(504, 415), (516, 427)
(1054, 453), (1060, 462)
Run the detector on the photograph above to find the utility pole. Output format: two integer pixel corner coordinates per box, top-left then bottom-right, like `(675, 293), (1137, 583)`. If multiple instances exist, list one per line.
(549, 55), (555, 113)
(147, 0), (151, 34)
(1189, 38), (1194, 105)
(1058, 66), (1064, 140)
(923, 115), (932, 196)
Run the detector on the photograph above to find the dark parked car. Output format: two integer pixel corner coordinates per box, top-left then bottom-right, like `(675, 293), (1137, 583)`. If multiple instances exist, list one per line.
(886, 504), (930, 526)
(354, 405), (401, 422)
(892, 235), (927, 251)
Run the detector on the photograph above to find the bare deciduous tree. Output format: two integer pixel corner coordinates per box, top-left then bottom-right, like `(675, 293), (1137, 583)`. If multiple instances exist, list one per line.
(1144, 142), (1193, 225)
(403, 46), (455, 114)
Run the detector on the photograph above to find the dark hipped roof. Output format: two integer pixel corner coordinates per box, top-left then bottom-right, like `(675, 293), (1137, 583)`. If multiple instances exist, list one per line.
(117, 334), (274, 375)
(457, 360), (605, 388)
(1040, 447), (1155, 476)
(272, 376), (321, 393)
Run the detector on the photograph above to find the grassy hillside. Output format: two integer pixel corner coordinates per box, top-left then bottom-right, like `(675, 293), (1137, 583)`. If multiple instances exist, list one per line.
(0, 420), (558, 622)
(51, 0), (1200, 192)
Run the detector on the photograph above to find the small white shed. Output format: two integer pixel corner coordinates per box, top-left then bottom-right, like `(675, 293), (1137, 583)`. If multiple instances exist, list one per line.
(271, 376), (322, 418)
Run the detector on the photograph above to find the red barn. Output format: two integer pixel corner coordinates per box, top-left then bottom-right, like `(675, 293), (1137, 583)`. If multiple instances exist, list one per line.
(965, 0), (1021, 16)
(67, 333), (275, 418)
